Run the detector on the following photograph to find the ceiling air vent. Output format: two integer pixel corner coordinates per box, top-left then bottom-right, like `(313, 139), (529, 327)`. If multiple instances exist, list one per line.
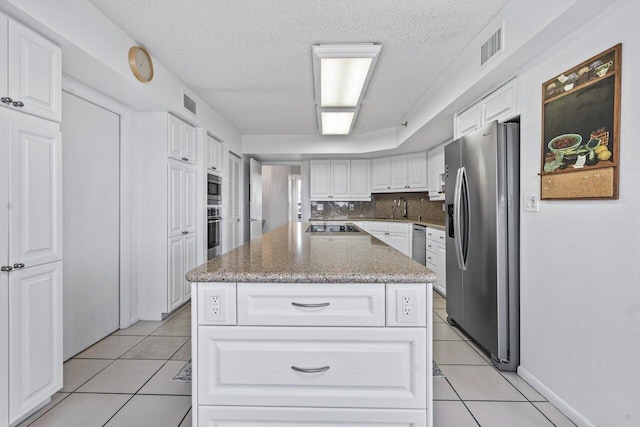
(183, 93), (197, 114)
(481, 27), (502, 66)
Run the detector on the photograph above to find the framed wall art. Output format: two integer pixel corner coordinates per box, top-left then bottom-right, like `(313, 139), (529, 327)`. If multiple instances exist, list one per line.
(540, 44), (621, 200)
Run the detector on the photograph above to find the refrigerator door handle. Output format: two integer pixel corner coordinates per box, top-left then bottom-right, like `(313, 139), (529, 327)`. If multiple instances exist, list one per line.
(460, 166), (470, 270)
(453, 167), (465, 270)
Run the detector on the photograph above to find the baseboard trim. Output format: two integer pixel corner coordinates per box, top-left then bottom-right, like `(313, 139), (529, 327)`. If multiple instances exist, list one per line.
(518, 366), (595, 427)
(128, 315), (140, 326)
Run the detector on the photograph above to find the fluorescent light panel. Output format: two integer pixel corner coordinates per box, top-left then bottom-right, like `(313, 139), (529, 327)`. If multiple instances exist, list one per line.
(321, 57), (373, 107)
(321, 111), (355, 135)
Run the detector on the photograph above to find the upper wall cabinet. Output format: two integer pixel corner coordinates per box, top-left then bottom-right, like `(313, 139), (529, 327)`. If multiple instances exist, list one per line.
(207, 135), (222, 173)
(372, 152), (428, 193)
(454, 78), (518, 139)
(350, 159), (371, 199)
(310, 160), (370, 201)
(0, 15), (62, 122)
(168, 114), (197, 165)
(427, 144), (445, 201)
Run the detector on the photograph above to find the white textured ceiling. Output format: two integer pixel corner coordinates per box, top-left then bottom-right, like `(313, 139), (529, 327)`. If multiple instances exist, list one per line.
(89, 0), (509, 135)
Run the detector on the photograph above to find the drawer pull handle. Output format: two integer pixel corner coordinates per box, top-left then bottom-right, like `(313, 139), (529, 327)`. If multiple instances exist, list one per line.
(291, 365), (330, 373)
(291, 302), (330, 308)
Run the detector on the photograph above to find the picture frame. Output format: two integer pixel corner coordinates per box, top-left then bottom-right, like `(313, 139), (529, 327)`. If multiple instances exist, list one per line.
(540, 44), (621, 200)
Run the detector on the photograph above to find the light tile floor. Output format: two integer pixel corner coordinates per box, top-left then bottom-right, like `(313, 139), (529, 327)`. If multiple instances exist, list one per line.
(18, 303), (192, 427)
(19, 292), (576, 426)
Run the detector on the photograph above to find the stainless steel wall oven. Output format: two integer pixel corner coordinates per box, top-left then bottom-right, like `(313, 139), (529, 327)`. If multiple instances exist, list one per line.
(207, 173), (222, 205)
(207, 206), (221, 260)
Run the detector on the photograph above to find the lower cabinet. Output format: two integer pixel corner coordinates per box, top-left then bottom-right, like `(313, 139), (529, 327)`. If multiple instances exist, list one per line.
(168, 233), (196, 313)
(426, 228), (446, 296)
(6, 262), (62, 424)
(366, 222), (411, 257)
(193, 282), (433, 427)
(198, 406), (427, 426)
(198, 327), (426, 409)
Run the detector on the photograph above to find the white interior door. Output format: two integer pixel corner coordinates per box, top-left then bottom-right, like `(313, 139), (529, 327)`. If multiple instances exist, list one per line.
(249, 158), (263, 240)
(61, 92), (120, 359)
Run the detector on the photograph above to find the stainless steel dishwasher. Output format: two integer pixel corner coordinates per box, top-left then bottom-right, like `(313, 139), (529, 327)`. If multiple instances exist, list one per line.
(412, 224), (426, 265)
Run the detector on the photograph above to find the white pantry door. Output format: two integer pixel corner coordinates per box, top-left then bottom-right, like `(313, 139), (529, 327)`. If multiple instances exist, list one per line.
(249, 158), (263, 240)
(61, 92), (120, 359)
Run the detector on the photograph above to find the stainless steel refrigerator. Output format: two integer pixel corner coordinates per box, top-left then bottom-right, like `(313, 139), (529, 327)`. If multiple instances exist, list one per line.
(445, 121), (519, 371)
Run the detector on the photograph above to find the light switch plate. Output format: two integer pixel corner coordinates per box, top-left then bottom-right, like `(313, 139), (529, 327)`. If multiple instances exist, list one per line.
(524, 193), (539, 212)
(317, 204), (324, 211)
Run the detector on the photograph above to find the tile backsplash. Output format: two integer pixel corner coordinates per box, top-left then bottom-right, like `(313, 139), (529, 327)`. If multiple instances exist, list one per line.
(310, 192), (445, 225)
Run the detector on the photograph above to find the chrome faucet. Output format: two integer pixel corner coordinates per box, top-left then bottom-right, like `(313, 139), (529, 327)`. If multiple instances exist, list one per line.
(399, 197), (408, 219)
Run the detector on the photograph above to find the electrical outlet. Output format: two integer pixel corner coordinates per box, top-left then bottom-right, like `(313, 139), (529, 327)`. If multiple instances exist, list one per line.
(397, 289), (418, 322)
(349, 204), (354, 210)
(317, 204), (324, 211)
(207, 294), (225, 321)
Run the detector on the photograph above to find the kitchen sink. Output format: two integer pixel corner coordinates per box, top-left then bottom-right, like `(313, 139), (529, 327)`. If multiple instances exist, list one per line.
(306, 224), (361, 233)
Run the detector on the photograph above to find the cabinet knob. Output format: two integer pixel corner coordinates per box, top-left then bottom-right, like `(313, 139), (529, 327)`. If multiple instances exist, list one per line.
(1, 266), (13, 272)
(12, 101), (24, 108)
(182, 231), (188, 235)
(13, 263), (25, 269)
(182, 157), (189, 162)
(1, 97), (13, 105)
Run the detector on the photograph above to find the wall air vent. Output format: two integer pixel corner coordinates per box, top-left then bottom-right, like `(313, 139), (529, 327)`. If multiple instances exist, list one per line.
(183, 93), (197, 114)
(481, 27), (503, 66)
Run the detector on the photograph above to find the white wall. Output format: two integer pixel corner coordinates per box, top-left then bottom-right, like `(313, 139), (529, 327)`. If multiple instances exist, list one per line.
(262, 166), (294, 233)
(517, 1), (640, 425)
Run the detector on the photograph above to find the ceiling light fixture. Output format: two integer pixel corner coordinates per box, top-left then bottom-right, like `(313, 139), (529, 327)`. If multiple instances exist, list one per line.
(317, 107), (359, 135)
(312, 43), (381, 135)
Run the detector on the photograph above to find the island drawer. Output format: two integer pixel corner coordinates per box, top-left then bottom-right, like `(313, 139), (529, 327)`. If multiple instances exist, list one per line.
(197, 326), (427, 409)
(198, 406), (427, 426)
(236, 283), (385, 326)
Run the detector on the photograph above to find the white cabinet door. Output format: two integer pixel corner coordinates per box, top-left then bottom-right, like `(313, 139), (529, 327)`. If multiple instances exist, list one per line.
(10, 120), (62, 267)
(330, 159), (350, 199)
(7, 20), (61, 122)
(183, 233), (196, 301)
(167, 114), (182, 161)
(182, 121), (197, 164)
(407, 152), (427, 189)
(310, 160), (331, 199)
(198, 326), (426, 409)
(427, 145), (445, 200)
(167, 161), (183, 237)
(167, 114), (196, 164)
(182, 165), (197, 234)
(0, 273), (7, 427)
(207, 135), (221, 172)
(198, 406), (427, 426)
(482, 79), (518, 124)
(350, 159), (371, 199)
(454, 104), (482, 138)
(388, 233), (410, 256)
(167, 235), (184, 312)
(0, 15), (8, 102)
(436, 244), (446, 296)
(8, 261), (62, 424)
(371, 157), (390, 191)
(389, 155), (408, 189)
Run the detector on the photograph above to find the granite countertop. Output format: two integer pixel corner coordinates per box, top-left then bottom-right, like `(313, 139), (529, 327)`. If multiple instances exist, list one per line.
(186, 222), (436, 284)
(311, 217), (446, 231)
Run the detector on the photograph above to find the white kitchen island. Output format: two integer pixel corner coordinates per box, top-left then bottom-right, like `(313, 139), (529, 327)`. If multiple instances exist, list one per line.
(187, 222), (435, 427)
